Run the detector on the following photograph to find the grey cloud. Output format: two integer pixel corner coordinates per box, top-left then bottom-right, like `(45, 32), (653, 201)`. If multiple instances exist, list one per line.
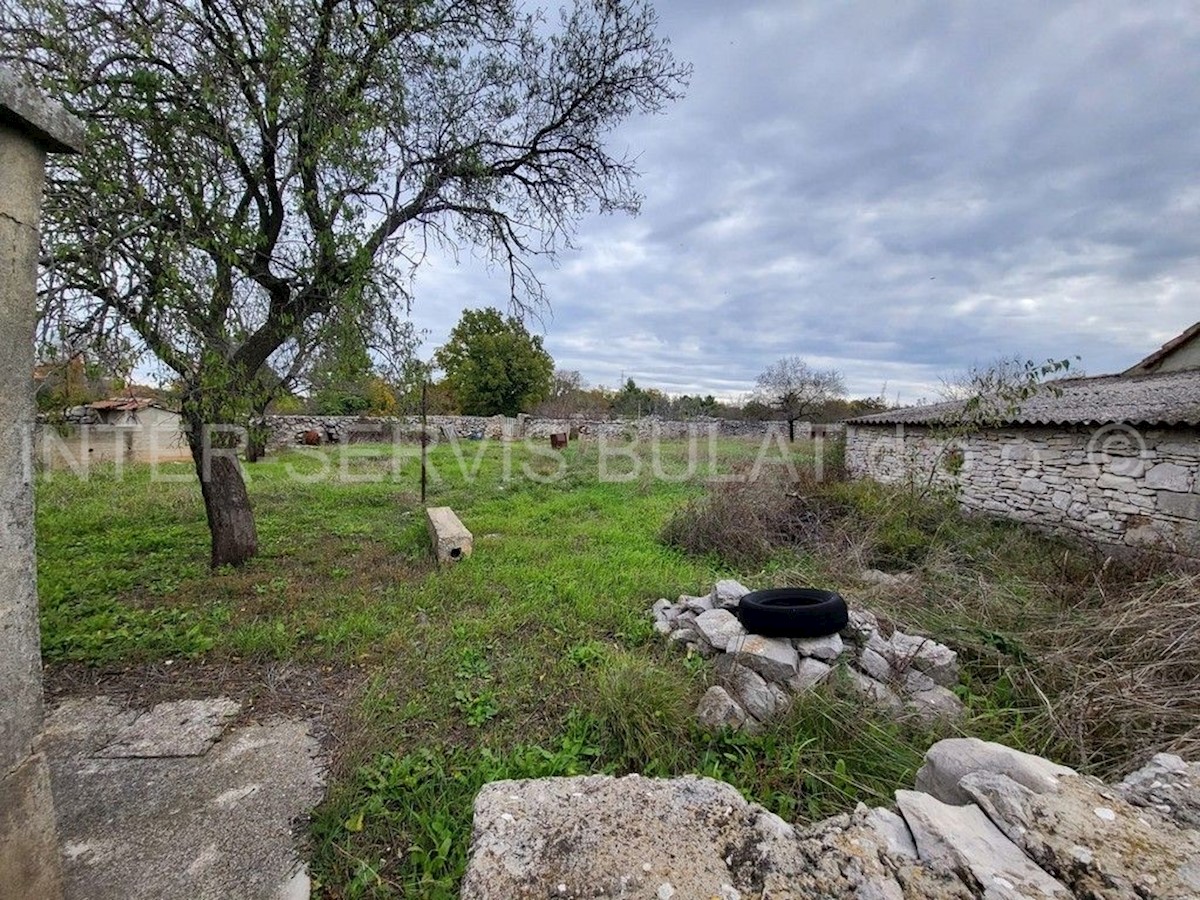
(408, 0), (1200, 404)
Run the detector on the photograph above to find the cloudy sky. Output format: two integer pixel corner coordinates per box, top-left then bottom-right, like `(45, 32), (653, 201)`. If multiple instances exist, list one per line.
(409, 0), (1200, 405)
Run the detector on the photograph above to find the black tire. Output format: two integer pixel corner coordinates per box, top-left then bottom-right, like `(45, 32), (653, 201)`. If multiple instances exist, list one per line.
(735, 588), (849, 638)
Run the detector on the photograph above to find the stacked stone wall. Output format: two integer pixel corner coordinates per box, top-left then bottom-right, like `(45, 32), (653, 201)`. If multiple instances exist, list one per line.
(846, 422), (1200, 556)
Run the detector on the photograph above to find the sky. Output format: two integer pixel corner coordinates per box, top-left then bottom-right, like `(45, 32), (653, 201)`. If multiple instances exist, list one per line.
(406, 0), (1200, 406)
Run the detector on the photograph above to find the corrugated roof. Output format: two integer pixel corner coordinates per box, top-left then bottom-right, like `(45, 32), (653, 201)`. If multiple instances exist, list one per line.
(846, 368), (1200, 428)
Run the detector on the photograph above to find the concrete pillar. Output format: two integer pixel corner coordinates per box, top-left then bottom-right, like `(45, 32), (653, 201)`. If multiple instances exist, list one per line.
(0, 67), (84, 899)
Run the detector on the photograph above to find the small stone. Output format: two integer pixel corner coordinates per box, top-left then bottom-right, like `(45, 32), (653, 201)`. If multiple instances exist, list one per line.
(786, 658), (832, 693)
(721, 663), (777, 723)
(858, 646), (894, 683)
(792, 632), (844, 662)
(693, 609), (746, 653)
(695, 686), (747, 732)
(683, 595), (714, 614)
(887, 632), (959, 687)
(908, 686), (965, 721)
(727, 634), (800, 683)
(711, 580), (750, 609)
(656, 883), (675, 899)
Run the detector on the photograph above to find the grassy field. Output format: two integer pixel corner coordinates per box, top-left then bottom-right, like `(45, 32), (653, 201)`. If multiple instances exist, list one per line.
(35, 436), (1198, 898)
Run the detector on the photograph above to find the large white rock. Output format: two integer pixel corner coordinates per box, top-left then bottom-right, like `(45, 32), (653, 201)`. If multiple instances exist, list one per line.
(793, 632), (844, 661)
(915, 738), (1075, 806)
(960, 770), (1200, 898)
(460, 775), (806, 899)
(727, 634), (800, 683)
(693, 609), (746, 653)
(895, 789), (1072, 898)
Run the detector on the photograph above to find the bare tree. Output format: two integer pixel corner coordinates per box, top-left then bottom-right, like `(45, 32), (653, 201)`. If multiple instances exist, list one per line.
(3, 0), (689, 566)
(755, 357), (846, 441)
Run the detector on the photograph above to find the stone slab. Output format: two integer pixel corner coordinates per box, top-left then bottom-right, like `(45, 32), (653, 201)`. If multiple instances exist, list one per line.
(896, 789), (1071, 898)
(44, 696), (325, 900)
(95, 698), (241, 758)
(0, 66), (85, 153)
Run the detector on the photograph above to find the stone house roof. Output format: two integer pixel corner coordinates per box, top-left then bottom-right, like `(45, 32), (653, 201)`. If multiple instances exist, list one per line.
(1123, 320), (1200, 375)
(846, 368), (1200, 428)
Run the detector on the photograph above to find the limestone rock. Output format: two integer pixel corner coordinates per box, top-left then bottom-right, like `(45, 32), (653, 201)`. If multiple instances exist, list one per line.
(960, 770), (1200, 898)
(461, 775), (807, 899)
(865, 807), (917, 861)
(683, 595), (714, 614)
(1118, 752), (1200, 828)
(720, 662), (777, 723)
(915, 737), (1075, 806)
(695, 686), (747, 732)
(786, 657), (833, 693)
(711, 579), (751, 609)
(847, 669), (904, 712)
(895, 789), (1072, 898)
(841, 608), (880, 644)
(859, 569), (916, 588)
(793, 632), (845, 661)
(858, 646), (894, 683)
(727, 634), (799, 683)
(694, 609), (747, 653)
(907, 686), (965, 722)
(887, 633), (959, 687)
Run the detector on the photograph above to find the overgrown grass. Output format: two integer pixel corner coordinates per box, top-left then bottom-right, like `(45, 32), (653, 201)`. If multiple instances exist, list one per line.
(36, 436), (1197, 897)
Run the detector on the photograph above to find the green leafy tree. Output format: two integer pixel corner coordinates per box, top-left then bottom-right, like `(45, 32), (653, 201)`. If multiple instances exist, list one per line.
(434, 308), (553, 415)
(4, 0), (688, 565)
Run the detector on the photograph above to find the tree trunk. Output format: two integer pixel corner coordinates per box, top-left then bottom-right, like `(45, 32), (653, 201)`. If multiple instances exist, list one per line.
(189, 434), (258, 568)
(788, 418), (796, 442)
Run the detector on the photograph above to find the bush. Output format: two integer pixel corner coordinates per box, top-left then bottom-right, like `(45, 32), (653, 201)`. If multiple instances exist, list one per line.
(660, 469), (850, 568)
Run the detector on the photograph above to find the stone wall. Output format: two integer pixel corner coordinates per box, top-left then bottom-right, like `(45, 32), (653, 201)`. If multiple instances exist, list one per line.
(262, 414), (825, 447)
(846, 422), (1200, 556)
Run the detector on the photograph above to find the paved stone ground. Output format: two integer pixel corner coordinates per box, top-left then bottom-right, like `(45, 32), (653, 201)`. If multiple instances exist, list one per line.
(40, 695), (325, 900)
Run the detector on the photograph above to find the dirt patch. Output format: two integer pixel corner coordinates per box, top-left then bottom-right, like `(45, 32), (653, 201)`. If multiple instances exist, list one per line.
(45, 659), (366, 741)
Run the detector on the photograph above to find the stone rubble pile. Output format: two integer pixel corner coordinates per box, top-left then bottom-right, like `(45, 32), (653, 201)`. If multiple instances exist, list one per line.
(461, 737), (1200, 899)
(650, 580), (964, 729)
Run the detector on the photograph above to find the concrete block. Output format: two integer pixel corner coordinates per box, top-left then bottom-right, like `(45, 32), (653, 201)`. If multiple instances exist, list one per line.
(426, 506), (473, 564)
(0, 753), (63, 899)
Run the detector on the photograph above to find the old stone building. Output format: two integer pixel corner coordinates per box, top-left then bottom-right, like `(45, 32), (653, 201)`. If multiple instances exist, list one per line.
(845, 323), (1200, 557)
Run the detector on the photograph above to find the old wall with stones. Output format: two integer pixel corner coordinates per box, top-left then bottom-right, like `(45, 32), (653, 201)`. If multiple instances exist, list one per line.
(262, 414), (831, 446)
(845, 422), (1200, 556)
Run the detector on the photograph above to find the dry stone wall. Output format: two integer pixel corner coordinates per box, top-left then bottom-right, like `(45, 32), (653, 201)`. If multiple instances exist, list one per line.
(263, 414), (812, 447)
(846, 423), (1200, 556)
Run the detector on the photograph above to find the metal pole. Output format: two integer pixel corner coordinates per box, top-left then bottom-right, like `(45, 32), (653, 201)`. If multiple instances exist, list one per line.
(420, 379), (428, 504)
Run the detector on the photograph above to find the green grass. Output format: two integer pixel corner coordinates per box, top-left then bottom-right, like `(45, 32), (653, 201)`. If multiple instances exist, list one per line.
(36, 435), (1176, 898)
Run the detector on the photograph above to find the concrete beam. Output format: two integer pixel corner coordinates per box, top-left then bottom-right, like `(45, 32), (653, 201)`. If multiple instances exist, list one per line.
(426, 507), (473, 565)
(0, 67), (84, 154)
